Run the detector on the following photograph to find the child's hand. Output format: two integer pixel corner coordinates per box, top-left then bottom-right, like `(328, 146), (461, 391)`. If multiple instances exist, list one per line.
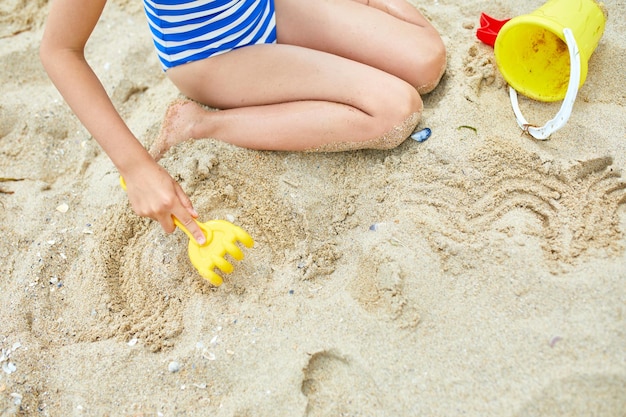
(124, 166), (206, 245)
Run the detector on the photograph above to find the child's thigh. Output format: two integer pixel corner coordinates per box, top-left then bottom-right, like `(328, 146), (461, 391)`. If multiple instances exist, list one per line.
(274, 0), (443, 87)
(166, 43), (417, 117)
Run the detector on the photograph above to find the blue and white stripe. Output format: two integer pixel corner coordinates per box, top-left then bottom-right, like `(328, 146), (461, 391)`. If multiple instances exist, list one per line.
(143, 0), (277, 70)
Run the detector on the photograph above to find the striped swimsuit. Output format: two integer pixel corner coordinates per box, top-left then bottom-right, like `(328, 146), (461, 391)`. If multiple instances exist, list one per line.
(143, 0), (277, 70)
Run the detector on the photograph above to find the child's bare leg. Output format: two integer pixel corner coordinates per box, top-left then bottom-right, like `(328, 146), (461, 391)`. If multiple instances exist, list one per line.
(351, 0), (433, 26)
(151, 97), (421, 158)
(158, 43), (421, 155)
(305, 112), (421, 152)
(276, 0), (446, 93)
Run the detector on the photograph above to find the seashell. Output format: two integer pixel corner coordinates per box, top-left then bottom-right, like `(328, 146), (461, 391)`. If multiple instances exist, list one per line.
(202, 349), (216, 361)
(168, 361), (181, 373)
(10, 392), (22, 406)
(2, 362), (16, 374)
(411, 127), (432, 143)
(56, 203), (69, 213)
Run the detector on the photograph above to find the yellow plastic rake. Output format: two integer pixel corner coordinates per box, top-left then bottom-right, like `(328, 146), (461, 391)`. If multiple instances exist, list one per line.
(120, 177), (254, 286)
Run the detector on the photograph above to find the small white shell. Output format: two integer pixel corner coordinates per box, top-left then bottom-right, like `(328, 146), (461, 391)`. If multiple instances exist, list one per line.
(10, 392), (22, 406)
(202, 350), (216, 361)
(168, 361), (181, 373)
(2, 362), (16, 374)
(56, 203), (69, 213)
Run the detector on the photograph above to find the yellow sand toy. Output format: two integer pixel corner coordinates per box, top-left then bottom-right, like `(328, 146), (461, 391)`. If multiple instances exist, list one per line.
(120, 177), (254, 286)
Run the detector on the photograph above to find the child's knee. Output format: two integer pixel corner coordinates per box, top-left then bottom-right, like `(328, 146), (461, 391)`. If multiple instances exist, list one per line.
(367, 110), (422, 150)
(378, 84), (422, 149)
(404, 84), (424, 117)
(412, 34), (447, 94)
(304, 110), (421, 152)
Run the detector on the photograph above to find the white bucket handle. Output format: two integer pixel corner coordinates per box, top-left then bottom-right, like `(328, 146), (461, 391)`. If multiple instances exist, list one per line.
(509, 28), (581, 140)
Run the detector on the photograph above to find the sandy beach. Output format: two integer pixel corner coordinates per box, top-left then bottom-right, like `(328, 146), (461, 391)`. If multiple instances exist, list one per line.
(1, 0), (625, 415)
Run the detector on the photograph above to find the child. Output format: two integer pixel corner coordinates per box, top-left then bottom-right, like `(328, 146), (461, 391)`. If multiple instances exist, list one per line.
(40, 0), (446, 245)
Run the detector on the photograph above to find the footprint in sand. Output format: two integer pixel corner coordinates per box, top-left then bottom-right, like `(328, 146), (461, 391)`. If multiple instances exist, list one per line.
(349, 239), (421, 329)
(301, 350), (389, 417)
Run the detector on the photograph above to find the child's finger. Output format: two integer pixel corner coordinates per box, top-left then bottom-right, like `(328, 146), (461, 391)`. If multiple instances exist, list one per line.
(175, 185), (199, 218)
(156, 214), (176, 234)
(175, 213), (206, 245)
(172, 185), (206, 244)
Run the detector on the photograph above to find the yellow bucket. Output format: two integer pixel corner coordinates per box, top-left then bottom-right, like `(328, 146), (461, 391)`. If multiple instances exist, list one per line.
(494, 0), (607, 102)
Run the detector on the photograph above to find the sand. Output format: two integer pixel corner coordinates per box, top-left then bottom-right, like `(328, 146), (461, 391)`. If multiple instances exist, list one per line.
(1, 0), (625, 415)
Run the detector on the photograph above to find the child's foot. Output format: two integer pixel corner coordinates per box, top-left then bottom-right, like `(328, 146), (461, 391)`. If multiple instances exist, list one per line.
(149, 99), (207, 161)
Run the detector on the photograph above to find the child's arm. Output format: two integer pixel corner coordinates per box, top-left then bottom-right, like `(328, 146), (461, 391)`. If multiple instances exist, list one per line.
(40, 0), (206, 245)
